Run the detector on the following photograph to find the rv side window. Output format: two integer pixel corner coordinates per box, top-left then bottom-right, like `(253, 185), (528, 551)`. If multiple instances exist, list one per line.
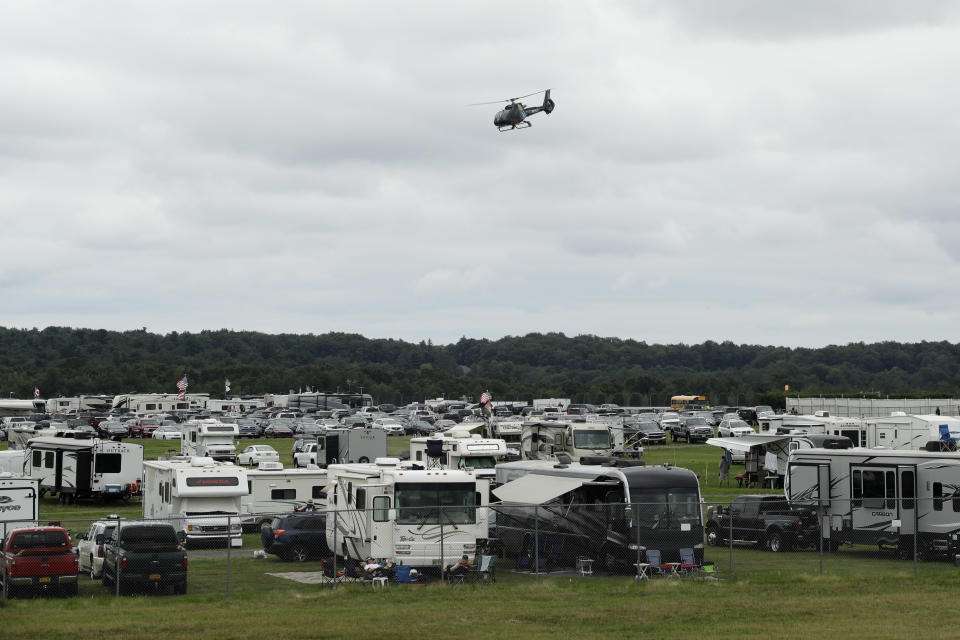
(416, 451), (422, 461)
(312, 486), (324, 499)
(146, 403), (156, 410)
(852, 470), (862, 508)
(356, 488), (367, 510)
(164, 481), (171, 503)
(885, 471), (895, 509)
(859, 470), (886, 509)
(271, 489), (296, 500)
(934, 482), (944, 511)
(32, 451), (41, 468)
(901, 471), (914, 510)
(248, 481), (253, 494)
(372, 496), (390, 522)
(45, 451), (55, 468)
(347, 482), (353, 504)
(94, 453), (122, 474)
(191, 432), (197, 442)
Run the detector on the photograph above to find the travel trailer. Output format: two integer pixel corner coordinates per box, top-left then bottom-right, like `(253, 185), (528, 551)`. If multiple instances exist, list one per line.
(408, 430), (507, 479)
(786, 447), (960, 561)
(240, 463), (328, 530)
(0, 474), (39, 535)
(25, 437), (144, 502)
(181, 419), (239, 462)
(0, 450), (27, 475)
(111, 393), (209, 413)
(142, 457), (246, 548)
(492, 459), (703, 570)
(760, 411), (866, 446)
(325, 458), (490, 567)
(707, 434), (852, 486)
(863, 414), (960, 450)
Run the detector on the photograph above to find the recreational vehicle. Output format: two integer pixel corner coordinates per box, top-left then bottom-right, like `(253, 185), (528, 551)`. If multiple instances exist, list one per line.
(707, 433), (852, 487)
(0, 474), (39, 535)
(25, 437), (144, 502)
(204, 397), (265, 413)
(520, 421), (614, 462)
(786, 447), (960, 560)
(0, 450), (26, 475)
(44, 396), (113, 414)
(863, 413), (960, 450)
(240, 463), (328, 530)
(492, 460), (703, 570)
(181, 419), (239, 462)
(325, 458), (490, 567)
(314, 428), (386, 467)
(142, 457), (246, 548)
(111, 393), (209, 413)
(0, 399), (45, 418)
(760, 412), (866, 446)
(408, 431), (507, 479)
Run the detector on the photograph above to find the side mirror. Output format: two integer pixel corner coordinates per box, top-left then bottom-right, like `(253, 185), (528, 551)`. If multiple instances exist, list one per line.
(387, 509), (397, 522)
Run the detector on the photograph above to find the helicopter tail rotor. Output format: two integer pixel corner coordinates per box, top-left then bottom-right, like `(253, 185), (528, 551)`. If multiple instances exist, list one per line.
(542, 89), (555, 114)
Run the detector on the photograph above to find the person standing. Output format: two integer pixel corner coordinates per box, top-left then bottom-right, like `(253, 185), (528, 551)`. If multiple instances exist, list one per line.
(718, 450), (731, 487)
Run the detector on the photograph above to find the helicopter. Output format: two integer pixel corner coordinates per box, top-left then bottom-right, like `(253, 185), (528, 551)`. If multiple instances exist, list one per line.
(471, 89), (555, 131)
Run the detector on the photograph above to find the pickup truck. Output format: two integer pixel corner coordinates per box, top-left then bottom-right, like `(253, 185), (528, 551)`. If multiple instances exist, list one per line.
(293, 442), (319, 468)
(677, 416), (714, 443)
(705, 495), (819, 552)
(1, 526), (78, 597)
(101, 521), (187, 595)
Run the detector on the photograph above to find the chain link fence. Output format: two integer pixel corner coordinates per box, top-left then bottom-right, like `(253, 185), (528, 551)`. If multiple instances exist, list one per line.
(2, 498), (956, 600)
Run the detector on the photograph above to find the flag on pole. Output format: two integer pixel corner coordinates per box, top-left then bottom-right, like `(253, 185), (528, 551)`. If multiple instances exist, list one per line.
(34, 387), (40, 398)
(225, 379), (231, 393)
(479, 391), (492, 404)
(176, 375), (188, 400)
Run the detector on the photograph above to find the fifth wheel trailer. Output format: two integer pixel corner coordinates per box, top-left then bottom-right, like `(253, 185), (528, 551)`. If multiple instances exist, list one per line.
(786, 447), (960, 560)
(25, 437), (144, 502)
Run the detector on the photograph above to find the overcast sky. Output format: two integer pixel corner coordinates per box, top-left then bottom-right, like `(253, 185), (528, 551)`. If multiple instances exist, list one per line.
(3, 1), (960, 348)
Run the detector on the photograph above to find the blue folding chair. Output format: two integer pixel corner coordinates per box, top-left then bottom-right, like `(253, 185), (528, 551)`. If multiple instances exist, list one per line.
(645, 549), (673, 577)
(678, 548), (697, 576)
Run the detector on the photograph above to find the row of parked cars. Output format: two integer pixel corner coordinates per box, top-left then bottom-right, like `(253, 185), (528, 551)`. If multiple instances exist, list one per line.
(1, 519), (187, 598)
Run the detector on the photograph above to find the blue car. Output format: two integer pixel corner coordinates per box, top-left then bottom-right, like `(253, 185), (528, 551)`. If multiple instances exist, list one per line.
(260, 514), (329, 562)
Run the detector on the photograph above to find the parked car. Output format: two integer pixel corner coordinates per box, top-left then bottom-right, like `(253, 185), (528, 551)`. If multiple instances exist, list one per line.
(404, 420), (434, 436)
(260, 513), (330, 562)
(236, 419), (262, 438)
(96, 421), (129, 439)
(717, 418), (755, 438)
(101, 521), (187, 595)
(263, 424), (295, 438)
(76, 517), (120, 579)
(373, 419), (405, 436)
(152, 425), (183, 440)
(238, 445), (280, 466)
(1, 526), (78, 597)
(632, 419), (666, 445)
(129, 417), (163, 438)
(658, 412), (681, 438)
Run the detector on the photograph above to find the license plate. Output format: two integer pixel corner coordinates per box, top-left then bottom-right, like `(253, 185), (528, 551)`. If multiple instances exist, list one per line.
(149, 574), (161, 580)
(39, 577), (51, 583)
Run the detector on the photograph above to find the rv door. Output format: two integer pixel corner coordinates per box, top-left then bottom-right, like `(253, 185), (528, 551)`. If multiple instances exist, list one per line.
(897, 465), (917, 535)
(368, 487), (393, 559)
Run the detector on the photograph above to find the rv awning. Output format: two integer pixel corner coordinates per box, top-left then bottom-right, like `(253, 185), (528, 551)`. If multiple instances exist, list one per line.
(492, 474), (588, 504)
(706, 435), (790, 454)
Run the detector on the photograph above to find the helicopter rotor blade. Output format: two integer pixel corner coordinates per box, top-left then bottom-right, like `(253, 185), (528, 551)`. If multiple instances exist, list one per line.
(467, 89), (550, 107)
(510, 89), (548, 101)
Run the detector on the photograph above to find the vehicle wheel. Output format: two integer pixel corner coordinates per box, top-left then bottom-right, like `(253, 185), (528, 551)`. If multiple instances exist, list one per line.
(174, 581), (187, 595)
(768, 531), (789, 553)
(291, 545), (309, 562)
(358, 456), (370, 464)
(706, 525), (722, 547)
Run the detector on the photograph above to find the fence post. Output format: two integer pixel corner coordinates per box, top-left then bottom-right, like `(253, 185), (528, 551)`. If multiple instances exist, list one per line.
(728, 504), (734, 582)
(818, 503), (823, 575)
(913, 498), (918, 577)
(440, 505), (445, 583)
(332, 509), (338, 590)
(226, 515), (232, 599)
(635, 501), (641, 584)
(534, 503), (540, 584)
(116, 517), (122, 597)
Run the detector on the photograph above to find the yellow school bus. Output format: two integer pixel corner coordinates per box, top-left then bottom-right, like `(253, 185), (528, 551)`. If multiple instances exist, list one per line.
(670, 395), (710, 411)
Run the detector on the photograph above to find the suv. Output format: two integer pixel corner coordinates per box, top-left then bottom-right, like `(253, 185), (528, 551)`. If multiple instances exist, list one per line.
(102, 521), (187, 595)
(260, 513), (330, 562)
(77, 517), (120, 579)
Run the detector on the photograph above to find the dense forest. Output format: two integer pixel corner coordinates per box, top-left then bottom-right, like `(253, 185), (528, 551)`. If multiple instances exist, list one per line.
(1, 327), (959, 408)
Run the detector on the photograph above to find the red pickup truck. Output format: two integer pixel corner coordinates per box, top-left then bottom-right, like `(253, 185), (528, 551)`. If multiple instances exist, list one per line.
(1, 526), (79, 597)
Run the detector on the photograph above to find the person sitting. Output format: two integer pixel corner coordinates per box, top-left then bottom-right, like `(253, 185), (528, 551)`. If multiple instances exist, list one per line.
(444, 555), (471, 578)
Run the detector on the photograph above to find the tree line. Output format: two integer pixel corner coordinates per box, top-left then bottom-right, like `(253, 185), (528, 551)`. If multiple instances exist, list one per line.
(0, 326), (958, 408)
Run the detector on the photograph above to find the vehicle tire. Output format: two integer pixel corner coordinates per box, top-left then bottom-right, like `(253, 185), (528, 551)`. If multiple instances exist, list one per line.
(706, 525), (723, 547)
(290, 545), (309, 562)
(358, 456), (370, 464)
(767, 530), (789, 553)
(174, 581), (187, 595)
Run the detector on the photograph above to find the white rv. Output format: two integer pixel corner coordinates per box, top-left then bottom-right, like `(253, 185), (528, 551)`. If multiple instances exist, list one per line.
(786, 447), (960, 560)
(240, 463), (328, 530)
(520, 420), (613, 462)
(707, 433), (853, 485)
(181, 419), (239, 462)
(760, 412), (866, 446)
(0, 450), (27, 475)
(44, 395), (113, 414)
(863, 413), (960, 450)
(142, 457), (246, 547)
(205, 397), (265, 413)
(325, 458), (489, 567)
(25, 437), (144, 502)
(409, 430), (507, 479)
(111, 393), (209, 413)
(0, 474), (39, 535)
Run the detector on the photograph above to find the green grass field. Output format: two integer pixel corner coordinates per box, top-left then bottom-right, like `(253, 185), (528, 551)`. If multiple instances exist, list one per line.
(4, 436), (959, 638)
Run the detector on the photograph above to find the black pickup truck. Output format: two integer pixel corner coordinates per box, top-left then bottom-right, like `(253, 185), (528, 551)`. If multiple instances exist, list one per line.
(101, 521), (187, 595)
(705, 495), (819, 552)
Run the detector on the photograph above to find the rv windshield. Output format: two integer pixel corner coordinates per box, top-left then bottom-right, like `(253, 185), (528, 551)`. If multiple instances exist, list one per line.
(573, 430), (611, 450)
(458, 456), (497, 469)
(629, 489), (702, 528)
(180, 498), (239, 516)
(395, 482), (477, 525)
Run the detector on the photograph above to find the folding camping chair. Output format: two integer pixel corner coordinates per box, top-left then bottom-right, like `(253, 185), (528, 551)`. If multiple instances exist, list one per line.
(644, 550), (675, 578)
(678, 548), (698, 576)
(537, 536), (565, 572)
(475, 555), (496, 583)
(394, 565), (423, 586)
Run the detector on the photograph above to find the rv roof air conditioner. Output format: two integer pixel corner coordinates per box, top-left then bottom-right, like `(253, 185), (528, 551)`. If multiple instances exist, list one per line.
(374, 457), (400, 467)
(191, 457), (216, 467)
(891, 412), (908, 417)
(554, 454), (572, 468)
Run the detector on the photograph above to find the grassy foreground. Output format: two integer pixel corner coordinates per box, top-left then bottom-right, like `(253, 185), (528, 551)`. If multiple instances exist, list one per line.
(1, 571), (958, 640)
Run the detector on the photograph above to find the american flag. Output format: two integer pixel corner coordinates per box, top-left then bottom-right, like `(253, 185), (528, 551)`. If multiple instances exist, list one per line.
(225, 379), (231, 393)
(479, 391), (492, 404)
(176, 375), (188, 400)
(34, 387), (40, 398)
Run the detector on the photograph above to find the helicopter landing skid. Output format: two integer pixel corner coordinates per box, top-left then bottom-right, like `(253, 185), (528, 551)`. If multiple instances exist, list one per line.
(499, 121), (532, 132)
